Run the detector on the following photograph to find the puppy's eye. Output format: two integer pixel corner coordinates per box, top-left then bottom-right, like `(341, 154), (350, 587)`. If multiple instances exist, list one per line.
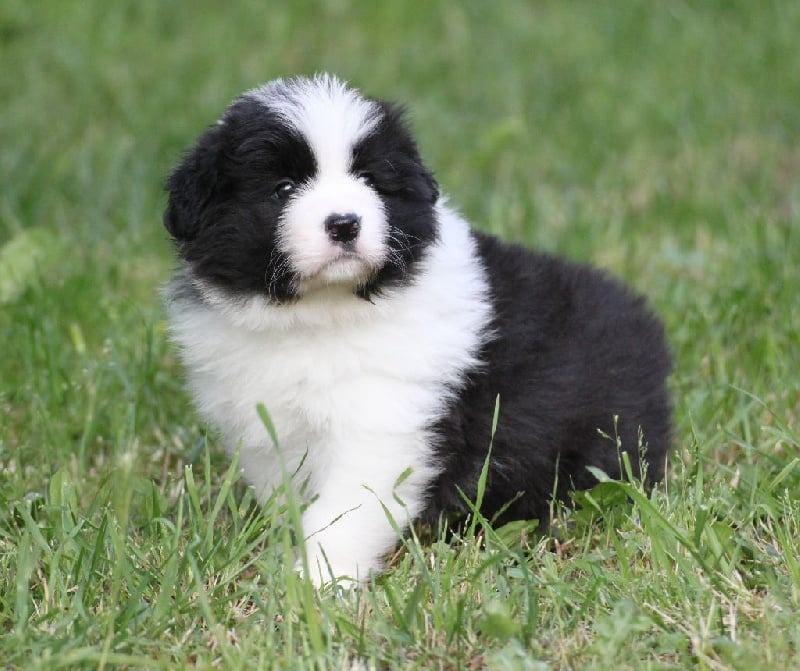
(272, 179), (296, 201)
(356, 172), (375, 188)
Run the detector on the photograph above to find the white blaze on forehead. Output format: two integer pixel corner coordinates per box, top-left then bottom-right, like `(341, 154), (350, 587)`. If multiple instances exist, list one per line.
(245, 74), (379, 173)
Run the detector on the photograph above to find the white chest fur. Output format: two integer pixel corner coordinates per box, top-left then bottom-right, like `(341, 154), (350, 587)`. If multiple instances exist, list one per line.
(166, 205), (492, 582)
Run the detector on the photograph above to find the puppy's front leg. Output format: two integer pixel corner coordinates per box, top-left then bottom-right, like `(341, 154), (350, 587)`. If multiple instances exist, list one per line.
(296, 450), (432, 587)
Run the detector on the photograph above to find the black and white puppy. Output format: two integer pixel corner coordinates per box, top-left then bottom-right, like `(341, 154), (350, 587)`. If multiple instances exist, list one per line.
(164, 74), (671, 586)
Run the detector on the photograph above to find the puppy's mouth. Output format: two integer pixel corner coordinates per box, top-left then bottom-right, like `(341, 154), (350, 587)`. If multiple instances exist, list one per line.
(300, 251), (378, 288)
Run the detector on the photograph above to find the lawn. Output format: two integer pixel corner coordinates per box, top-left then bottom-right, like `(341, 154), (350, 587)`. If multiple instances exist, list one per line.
(1, 1), (799, 668)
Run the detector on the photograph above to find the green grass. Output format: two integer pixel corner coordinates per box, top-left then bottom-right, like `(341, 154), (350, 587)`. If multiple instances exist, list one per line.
(1, 1), (799, 668)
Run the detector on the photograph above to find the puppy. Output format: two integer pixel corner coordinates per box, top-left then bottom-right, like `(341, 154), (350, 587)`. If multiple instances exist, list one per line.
(163, 74), (671, 586)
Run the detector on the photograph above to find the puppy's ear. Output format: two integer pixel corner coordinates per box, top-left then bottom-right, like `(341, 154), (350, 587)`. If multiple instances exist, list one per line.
(373, 100), (439, 205)
(164, 126), (223, 241)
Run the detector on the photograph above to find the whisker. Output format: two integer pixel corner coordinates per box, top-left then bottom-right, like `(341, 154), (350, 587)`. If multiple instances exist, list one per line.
(264, 249), (293, 299)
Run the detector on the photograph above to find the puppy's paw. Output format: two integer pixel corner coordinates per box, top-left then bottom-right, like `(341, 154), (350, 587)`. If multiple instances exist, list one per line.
(294, 545), (378, 590)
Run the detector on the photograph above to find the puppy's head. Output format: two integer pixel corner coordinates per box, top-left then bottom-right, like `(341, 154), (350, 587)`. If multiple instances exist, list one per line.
(165, 74), (439, 303)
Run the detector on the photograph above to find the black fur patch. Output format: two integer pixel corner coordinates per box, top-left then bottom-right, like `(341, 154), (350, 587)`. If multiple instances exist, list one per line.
(165, 97), (318, 302)
(426, 232), (672, 526)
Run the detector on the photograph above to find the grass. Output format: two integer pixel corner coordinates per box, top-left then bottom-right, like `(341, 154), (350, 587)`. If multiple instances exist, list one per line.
(1, 0), (799, 668)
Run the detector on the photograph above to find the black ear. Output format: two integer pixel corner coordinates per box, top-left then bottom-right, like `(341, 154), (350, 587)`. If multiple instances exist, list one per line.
(374, 100), (440, 205)
(164, 126), (223, 241)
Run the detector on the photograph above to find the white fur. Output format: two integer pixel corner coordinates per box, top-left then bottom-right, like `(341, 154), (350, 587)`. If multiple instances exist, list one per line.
(167, 204), (492, 585)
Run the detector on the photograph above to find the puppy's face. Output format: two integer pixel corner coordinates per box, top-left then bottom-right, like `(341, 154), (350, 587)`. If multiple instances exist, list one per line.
(165, 76), (439, 302)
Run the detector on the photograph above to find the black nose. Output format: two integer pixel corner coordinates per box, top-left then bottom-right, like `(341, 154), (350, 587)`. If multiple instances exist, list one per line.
(324, 213), (361, 244)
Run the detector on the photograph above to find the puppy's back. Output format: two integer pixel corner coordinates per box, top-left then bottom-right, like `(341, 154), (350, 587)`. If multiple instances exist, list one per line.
(426, 231), (672, 524)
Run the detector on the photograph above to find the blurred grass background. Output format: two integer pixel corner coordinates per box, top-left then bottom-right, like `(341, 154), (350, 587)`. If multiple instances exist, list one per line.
(1, 1), (799, 668)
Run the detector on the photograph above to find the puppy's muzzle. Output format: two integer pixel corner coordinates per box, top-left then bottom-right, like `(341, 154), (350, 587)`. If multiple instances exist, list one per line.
(324, 213), (361, 245)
